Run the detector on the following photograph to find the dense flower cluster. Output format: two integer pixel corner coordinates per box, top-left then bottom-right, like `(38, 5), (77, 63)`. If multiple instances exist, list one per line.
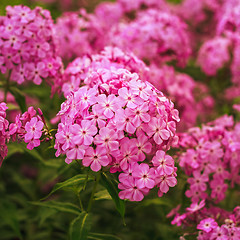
(194, 0), (240, 96)
(170, 202), (240, 239)
(0, 103), (10, 166)
(61, 46), (149, 97)
(148, 65), (214, 130)
(55, 68), (179, 201)
(178, 115), (240, 204)
(197, 37), (231, 76)
(61, 46), (214, 131)
(0, 103), (45, 166)
(55, 9), (107, 60)
(109, 9), (191, 67)
(0, 5), (63, 85)
(9, 107), (45, 150)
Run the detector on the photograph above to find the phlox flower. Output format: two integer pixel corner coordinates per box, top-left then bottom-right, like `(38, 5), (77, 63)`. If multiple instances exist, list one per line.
(24, 117), (44, 142)
(82, 146), (110, 172)
(94, 127), (119, 152)
(118, 87), (143, 108)
(96, 94), (119, 119)
(152, 150), (174, 175)
(133, 134), (152, 161)
(117, 137), (138, 170)
(197, 218), (218, 233)
(118, 178), (149, 202)
(146, 117), (170, 145)
(73, 120), (98, 146)
(115, 109), (136, 134)
(126, 103), (150, 128)
(155, 172), (177, 195)
(132, 163), (156, 189)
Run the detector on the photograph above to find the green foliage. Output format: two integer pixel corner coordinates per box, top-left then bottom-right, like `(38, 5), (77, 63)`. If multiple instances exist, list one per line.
(69, 212), (92, 240)
(9, 87), (27, 112)
(100, 173), (125, 219)
(30, 201), (82, 215)
(42, 174), (94, 200)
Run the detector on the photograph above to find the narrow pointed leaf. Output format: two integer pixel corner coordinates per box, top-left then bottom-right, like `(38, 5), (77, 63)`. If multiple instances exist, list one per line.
(30, 201), (81, 215)
(70, 212), (92, 240)
(42, 174), (93, 200)
(88, 233), (121, 240)
(100, 173), (125, 218)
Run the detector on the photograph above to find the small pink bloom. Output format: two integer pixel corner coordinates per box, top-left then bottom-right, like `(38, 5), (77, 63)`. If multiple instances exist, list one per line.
(197, 218), (218, 233)
(82, 146), (110, 172)
(24, 117), (44, 142)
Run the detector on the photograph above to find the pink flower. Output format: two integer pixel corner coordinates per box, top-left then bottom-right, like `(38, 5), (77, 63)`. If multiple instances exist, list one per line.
(132, 163), (156, 189)
(26, 139), (41, 150)
(118, 87), (143, 108)
(66, 144), (87, 161)
(96, 94), (119, 119)
(55, 124), (77, 151)
(94, 127), (119, 152)
(118, 178), (149, 201)
(82, 146), (110, 172)
(115, 109), (136, 134)
(186, 200), (205, 213)
(145, 117), (170, 144)
(155, 173), (177, 195)
(24, 117), (44, 142)
(117, 137), (138, 170)
(188, 171), (209, 192)
(73, 120), (98, 146)
(126, 102), (150, 127)
(26, 62), (48, 85)
(197, 218), (218, 233)
(152, 150), (174, 175)
(134, 134), (152, 161)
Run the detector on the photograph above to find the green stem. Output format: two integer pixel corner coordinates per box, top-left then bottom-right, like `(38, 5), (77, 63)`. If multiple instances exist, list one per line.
(87, 173), (100, 213)
(77, 191), (84, 212)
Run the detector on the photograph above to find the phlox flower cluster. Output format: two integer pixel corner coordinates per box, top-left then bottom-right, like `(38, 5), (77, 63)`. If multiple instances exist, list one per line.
(197, 37), (231, 76)
(55, 68), (179, 201)
(0, 103), (45, 166)
(0, 5), (63, 85)
(148, 64), (214, 131)
(178, 115), (240, 204)
(195, 0), (240, 93)
(9, 106), (45, 151)
(109, 9), (191, 67)
(0, 103), (10, 166)
(170, 200), (240, 239)
(55, 9), (107, 60)
(61, 46), (214, 131)
(174, 0), (223, 26)
(94, 2), (123, 29)
(61, 46), (149, 97)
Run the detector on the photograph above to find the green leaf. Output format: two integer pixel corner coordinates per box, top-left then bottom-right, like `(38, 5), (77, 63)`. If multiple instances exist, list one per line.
(88, 233), (121, 240)
(0, 201), (22, 239)
(100, 173), (125, 219)
(42, 174), (93, 200)
(9, 87), (26, 112)
(94, 189), (111, 201)
(139, 198), (172, 208)
(69, 212), (92, 240)
(39, 208), (57, 226)
(30, 201), (81, 215)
